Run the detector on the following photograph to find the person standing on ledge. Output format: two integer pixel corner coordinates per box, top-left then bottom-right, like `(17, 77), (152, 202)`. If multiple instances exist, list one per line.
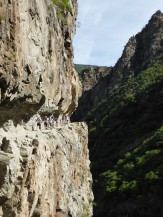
(44, 116), (49, 129)
(36, 116), (42, 130)
(65, 114), (70, 124)
(49, 115), (55, 128)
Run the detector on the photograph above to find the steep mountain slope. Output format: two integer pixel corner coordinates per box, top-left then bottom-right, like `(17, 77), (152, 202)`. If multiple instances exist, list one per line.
(72, 66), (112, 121)
(73, 10), (163, 217)
(0, 0), (93, 216)
(76, 66), (112, 91)
(73, 10), (163, 122)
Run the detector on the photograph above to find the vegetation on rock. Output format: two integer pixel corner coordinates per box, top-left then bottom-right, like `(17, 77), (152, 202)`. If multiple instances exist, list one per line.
(52, 0), (71, 24)
(72, 11), (163, 217)
(89, 63), (163, 217)
(74, 64), (98, 74)
(52, 0), (71, 12)
(0, 16), (5, 22)
(103, 126), (163, 193)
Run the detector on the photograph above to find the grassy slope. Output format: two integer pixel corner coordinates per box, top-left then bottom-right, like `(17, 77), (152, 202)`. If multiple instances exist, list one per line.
(87, 64), (163, 217)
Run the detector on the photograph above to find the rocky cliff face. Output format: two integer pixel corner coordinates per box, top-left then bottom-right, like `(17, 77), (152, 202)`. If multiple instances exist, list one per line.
(72, 10), (163, 121)
(0, 0), (82, 124)
(110, 10), (163, 88)
(0, 122), (93, 217)
(72, 66), (112, 121)
(0, 0), (93, 216)
(80, 66), (111, 91)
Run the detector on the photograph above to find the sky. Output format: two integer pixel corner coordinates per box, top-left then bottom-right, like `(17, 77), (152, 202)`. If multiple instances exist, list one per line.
(73, 0), (163, 66)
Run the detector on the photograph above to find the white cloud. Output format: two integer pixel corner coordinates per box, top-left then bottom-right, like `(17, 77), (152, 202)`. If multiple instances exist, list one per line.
(73, 0), (163, 66)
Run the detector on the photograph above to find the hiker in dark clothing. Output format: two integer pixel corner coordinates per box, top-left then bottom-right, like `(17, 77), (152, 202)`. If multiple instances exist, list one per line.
(44, 116), (49, 129)
(36, 116), (42, 129)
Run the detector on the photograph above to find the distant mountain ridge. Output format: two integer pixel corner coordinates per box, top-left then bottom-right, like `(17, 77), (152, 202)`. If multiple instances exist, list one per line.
(73, 10), (163, 121)
(74, 64), (98, 73)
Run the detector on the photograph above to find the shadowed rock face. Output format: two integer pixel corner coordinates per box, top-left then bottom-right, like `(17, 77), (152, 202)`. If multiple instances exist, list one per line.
(0, 0), (82, 124)
(111, 10), (163, 88)
(80, 66), (112, 91)
(72, 66), (112, 121)
(72, 10), (163, 122)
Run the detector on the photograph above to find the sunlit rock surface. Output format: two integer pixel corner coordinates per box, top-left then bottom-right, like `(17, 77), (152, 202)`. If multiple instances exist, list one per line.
(0, 122), (93, 217)
(0, 0), (82, 124)
(0, 0), (93, 216)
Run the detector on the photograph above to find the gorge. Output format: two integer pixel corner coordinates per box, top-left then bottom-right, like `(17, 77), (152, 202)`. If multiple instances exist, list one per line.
(73, 10), (163, 217)
(0, 0), (163, 217)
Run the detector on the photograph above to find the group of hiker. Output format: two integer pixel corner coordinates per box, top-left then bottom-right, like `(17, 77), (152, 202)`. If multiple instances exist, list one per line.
(33, 114), (70, 130)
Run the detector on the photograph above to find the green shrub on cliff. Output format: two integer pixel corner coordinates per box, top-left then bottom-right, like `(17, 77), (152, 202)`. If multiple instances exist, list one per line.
(0, 16), (4, 22)
(111, 63), (163, 112)
(87, 64), (163, 131)
(102, 126), (163, 194)
(52, 0), (71, 12)
(102, 171), (121, 192)
(52, 0), (71, 24)
(119, 180), (138, 192)
(145, 171), (159, 181)
(84, 58), (163, 215)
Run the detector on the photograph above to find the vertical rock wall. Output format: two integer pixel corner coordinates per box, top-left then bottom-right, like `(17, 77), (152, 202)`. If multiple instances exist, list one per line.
(0, 0), (82, 123)
(0, 0), (93, 216)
